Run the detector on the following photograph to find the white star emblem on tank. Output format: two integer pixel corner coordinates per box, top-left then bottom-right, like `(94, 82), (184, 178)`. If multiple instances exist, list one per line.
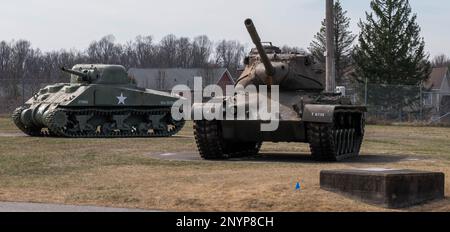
(116, 93), (127, 105)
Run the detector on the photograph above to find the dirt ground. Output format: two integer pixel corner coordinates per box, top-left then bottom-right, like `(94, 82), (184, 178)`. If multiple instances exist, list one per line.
(0, 115), (449, 212)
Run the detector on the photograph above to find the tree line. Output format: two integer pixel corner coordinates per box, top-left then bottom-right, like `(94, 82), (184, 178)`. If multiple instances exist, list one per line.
(0, 34), (252, 99)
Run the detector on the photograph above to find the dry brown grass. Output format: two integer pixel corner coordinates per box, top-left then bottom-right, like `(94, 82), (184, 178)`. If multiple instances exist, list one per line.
(0, 114), (16, 132)
(0, 117), (449, 212)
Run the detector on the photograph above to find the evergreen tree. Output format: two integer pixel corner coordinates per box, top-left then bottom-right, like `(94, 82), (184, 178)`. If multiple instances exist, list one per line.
(308, 0), (356, 85)
(353, 0), (430, 85)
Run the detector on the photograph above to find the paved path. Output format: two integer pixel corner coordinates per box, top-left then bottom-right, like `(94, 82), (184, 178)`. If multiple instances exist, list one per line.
(0, 132), (26, 137)
(0, 202), (156, 212)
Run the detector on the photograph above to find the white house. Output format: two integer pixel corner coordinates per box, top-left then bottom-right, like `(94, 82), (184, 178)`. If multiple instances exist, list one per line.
(423, 67), (450, 113)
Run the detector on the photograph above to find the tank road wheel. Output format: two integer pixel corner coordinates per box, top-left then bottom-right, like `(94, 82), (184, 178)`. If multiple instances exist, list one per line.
(101, 122), (113, 136)
(193, 120), (262, 160)
(307, 112), (365, 161)
(167, 118), (185, 136)
(12, 107), (42, 136)
(153, 114), (186, 137)
(137, 123), (150, 135)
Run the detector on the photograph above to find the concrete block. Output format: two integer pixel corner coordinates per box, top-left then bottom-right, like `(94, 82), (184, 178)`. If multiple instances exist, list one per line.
(320, 169), (445, 208)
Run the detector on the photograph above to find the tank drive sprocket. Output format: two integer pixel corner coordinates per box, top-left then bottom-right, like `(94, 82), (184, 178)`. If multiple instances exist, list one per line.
(12, 106), (43, 136)
(307, 111), (365, 161)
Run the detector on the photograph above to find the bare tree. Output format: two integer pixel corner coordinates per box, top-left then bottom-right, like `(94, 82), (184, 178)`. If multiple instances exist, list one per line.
(0, 41), (12, 80)
(10, 40), (32, 98)
(192, 35), (212, 68)
(176, 37), (192, 68)
(87, 35), (123, 64)
(0, 41), (13, 99)
(281, 45), (306, 54)
(158, 34), (178, 68)
(431, 54), (450, 68)
(215, 40), (245, 77)
(131, 35), (155, 68)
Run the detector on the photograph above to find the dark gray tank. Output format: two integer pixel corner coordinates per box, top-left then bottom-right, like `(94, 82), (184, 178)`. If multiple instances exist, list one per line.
(192, 19), (366, 161)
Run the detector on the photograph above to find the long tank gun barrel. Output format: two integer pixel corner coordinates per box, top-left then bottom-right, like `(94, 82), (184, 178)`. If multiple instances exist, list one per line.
(244, 18), (275, 77)
(61, 67), (88, 79)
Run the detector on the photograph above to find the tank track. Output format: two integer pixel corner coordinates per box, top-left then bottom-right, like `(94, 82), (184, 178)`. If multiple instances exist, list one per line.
(193, 120), (262, 160)
(12, 107), (47, 136)
(307, 111), (365, 161)
(44, 107), (185, 138)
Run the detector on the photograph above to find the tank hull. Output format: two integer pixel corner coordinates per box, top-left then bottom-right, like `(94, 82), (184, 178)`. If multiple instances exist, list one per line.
(193, 91), (366, 161)
(221, 120), (308, 142)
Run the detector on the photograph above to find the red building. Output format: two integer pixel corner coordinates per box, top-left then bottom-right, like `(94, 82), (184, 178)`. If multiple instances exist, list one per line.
(129, 68), (235, 94)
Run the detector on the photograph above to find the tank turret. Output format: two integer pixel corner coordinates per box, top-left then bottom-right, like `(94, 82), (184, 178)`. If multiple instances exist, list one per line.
(238, 18), (324, 91)
(61, 67), (95, 83)
(64, 64), (131, 85)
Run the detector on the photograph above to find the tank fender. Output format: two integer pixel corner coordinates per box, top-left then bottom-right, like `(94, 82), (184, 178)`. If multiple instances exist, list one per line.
(302, 104), (335, 123)
(191, 97), (228, 119)
(20, 108), (34, 127)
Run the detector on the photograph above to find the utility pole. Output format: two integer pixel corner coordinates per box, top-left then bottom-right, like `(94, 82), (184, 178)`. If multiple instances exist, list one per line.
(365, 77), (368, 105)
(419, 81), (423, 121)
(325, 0), (336, 92)
(22, 61), (26, 105)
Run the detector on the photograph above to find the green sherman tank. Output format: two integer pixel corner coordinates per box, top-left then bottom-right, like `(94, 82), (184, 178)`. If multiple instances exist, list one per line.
(12, 64), (185, 137)
(193, 19), (366, 161)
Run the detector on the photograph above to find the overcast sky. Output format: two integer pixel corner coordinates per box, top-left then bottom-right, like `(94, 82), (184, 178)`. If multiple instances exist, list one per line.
(0, 0), (449, 57)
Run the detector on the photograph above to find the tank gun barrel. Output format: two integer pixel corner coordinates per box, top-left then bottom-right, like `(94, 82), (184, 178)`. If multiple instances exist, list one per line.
(244, 18), (275, 77)
(61, 67), (88, 79)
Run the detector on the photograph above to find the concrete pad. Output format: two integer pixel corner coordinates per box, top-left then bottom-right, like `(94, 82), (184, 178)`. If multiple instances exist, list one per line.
(146, 152), (413, 164)
(147, 152), (321, 163)
(0, 132), (26, 137)
(320, 169), (445, 208)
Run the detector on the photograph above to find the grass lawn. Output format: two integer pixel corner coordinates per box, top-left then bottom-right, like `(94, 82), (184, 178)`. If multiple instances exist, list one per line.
(0, 116), (449, 212)
(0, 115), (17, 132)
